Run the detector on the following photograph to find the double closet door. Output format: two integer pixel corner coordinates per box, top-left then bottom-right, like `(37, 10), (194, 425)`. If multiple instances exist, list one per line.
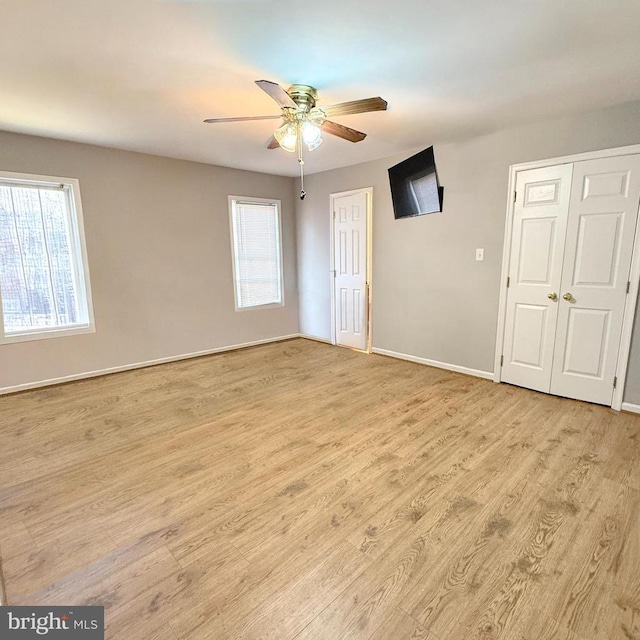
(502, 154), (640, 405)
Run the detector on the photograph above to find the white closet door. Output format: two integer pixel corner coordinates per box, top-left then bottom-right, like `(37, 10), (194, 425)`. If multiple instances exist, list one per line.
(502, 164), (573, 393)
(550, 154), (640, 404)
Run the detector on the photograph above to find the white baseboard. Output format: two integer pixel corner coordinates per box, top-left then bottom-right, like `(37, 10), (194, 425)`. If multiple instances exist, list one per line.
(621, 402), (640, 414)
(0, 334), (299, 396)
(298, 333), (333, 345)
(0, 336), (499, 395)
(371, 347), (494, 380)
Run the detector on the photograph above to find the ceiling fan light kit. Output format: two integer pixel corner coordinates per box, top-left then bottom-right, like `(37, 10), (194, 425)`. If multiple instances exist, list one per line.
(204, 80), (388, 198)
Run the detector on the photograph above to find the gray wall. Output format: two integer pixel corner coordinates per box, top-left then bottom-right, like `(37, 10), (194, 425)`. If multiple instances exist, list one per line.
(5, 101), (640, 403)
(296, 100), (640, 400)
(624, 295), (640, 404)
(0, 130), (298, 391)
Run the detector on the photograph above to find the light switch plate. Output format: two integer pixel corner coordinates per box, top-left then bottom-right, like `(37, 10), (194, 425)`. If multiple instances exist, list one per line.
(476, 248), (484, 261)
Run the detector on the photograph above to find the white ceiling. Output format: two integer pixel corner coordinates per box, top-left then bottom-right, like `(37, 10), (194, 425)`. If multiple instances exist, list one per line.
(2, 0), (640, 177)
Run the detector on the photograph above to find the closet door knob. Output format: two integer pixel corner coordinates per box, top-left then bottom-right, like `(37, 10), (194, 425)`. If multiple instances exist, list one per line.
(563, 292), (573, 301)
(548, 292), (557, 301)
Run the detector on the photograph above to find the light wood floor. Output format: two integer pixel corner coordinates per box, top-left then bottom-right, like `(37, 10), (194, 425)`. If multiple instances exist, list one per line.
(1, 338), (639, 640)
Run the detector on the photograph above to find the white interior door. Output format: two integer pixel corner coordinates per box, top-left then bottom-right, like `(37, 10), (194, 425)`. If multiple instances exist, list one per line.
(333, 191), (368, 350)
(550, 154), (640, 404)
(501, 164), (573, 393)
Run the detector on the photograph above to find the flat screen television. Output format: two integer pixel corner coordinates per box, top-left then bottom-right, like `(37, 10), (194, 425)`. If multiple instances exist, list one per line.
(388, 146), (444, 219)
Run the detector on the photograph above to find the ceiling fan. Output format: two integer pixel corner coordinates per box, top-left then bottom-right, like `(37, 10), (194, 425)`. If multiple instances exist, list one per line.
(204, 80), (388, 151)
(204, 80), (388, 198)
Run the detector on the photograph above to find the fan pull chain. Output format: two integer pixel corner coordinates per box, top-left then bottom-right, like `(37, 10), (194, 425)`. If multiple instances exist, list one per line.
(298, 131), (306, 200)
(299, 158), (305, 200)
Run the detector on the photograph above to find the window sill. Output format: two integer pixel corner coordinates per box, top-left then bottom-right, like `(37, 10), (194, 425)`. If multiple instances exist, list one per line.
(1, 323), (96, 344)
(235, 301), (284, 312)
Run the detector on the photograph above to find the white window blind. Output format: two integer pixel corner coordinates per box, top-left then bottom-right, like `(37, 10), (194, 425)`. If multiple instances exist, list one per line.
(0, 174), (93, 341)
(230, 198), (283, 309)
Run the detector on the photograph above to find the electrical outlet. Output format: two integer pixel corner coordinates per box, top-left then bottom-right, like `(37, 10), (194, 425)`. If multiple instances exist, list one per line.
(476, 248), (484, 261)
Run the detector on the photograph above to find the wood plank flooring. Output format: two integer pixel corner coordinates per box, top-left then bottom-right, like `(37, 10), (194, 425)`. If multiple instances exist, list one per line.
(1, 338), (639, 639)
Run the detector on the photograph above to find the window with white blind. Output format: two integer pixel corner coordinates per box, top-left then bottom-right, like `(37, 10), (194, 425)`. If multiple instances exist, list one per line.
(229, 197), (283, 310)
(0, 172), (94, 343)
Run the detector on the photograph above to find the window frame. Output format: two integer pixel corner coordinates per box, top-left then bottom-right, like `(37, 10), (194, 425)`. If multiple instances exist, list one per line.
(0, 171), (95, 344)
(228, 195), (284, 312)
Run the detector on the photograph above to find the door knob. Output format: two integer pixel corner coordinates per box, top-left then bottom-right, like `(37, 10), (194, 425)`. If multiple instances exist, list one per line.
(563, 292), (573, 301)
(548, 292), (557, 301)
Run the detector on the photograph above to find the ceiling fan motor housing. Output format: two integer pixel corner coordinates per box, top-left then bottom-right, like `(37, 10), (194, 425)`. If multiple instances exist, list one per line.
(287, 85), (318, 111)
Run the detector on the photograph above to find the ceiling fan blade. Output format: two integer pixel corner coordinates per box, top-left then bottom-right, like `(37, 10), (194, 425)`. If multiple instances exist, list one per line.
(203, 115), (282, 123)
(321, 120), (367, 143)
(317, 97), (388, 119)
(267, 135), (280, 149)
(255, 80), (298, 109)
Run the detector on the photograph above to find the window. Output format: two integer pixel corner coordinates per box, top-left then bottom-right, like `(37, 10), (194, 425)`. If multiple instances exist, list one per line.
(0, 172), (94, 343)
(229, 197), (283, 309)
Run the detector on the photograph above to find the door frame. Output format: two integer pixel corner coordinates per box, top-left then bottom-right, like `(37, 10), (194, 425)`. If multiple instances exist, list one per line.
(330, 187), (373, 352)
(494, 144), (640, 410)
